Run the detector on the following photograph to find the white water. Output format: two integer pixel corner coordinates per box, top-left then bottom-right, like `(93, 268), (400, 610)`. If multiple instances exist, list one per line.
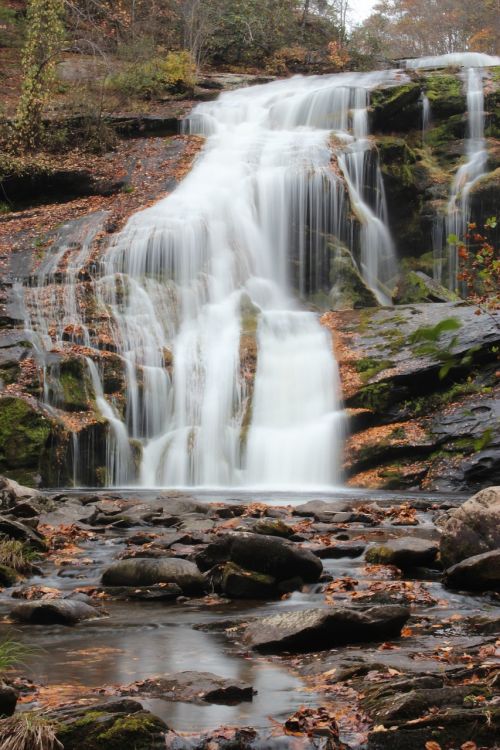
(408, 52), (500, 290)
(22, 71), (404, 488)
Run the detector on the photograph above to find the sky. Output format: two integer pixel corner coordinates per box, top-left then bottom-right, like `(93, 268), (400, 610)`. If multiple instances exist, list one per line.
(349, 0), (378, 23)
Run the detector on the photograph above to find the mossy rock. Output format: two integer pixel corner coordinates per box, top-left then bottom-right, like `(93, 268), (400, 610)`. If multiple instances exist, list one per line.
(394, 271), (459, 304)
(0, 563), (21, 586)
(425, 114), (466, 149)
(57, 708), (167, 750)
(58, 358), (93, 412)
(470, 168), (500, 225)
(329, 244), (380, 309)
(423, 73), (466, 118)
(0, 397), (51, 479)
(350, 381), (392, 413)
(370, 82), (422, 132)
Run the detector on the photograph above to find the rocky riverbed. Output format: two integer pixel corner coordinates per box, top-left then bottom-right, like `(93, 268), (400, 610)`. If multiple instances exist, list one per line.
(0, 477), (498, 749)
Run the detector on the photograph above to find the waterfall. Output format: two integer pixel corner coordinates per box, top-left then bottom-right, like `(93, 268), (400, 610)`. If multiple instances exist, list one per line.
(408, 52), (500, 291)
(22, 71), (403, 488)
(421, 93), (430, 142)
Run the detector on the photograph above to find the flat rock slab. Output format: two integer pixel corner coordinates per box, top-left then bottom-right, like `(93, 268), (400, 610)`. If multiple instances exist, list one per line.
(241, 605), (410, 653)
(128, 671), (255, 705)
(445, 549), (500, 591)
(101, 557), (206, 595)
(365, 538), (439, 568)
(0, 515), (47, 550)
(292, 500), (350, 520)
(10, 599), (100, 625)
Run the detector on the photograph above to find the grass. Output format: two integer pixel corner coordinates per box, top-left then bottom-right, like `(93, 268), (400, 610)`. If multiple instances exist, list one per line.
(0, 637), (31, 676)
(0, 712), (62, 750)
(0, 540), (36, 574)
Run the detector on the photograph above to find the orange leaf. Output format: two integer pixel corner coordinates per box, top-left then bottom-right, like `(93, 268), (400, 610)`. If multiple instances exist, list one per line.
(425, 742), (442, 750)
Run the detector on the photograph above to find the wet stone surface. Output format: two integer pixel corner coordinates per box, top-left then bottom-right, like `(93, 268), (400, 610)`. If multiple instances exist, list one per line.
(0, 484), (498, 749)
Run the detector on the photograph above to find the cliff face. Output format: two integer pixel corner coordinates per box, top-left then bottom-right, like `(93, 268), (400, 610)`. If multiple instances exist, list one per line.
(0, 68), (498, 489)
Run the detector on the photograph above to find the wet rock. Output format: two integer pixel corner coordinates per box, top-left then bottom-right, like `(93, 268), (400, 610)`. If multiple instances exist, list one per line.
(251, 518), (293, 538)
(440, 485), (500, 567)
(0, 476), (41, 512)
(10, 599), (100, 625)
(128, 671), (255, 705)
(241, 605), (410, 653)
(53, 699), (167, 750)
(292, 500), (349, 520)
(215, 562), (278, 599)
(0, 515), (47, 550)
(157, 495), (210, 515)
(101, 557), (206, 595)
(367, 705), (499, 750)
(308, 542), (366, 559)
(365, 538), (438, 568)
(0, 683), (17, 717)
(195, 532), (322, 582)
(329, 244), (380, 309)
(445, 549), (500, 591)
(103, 583), (182, 601)
(0, 564), (22, 586)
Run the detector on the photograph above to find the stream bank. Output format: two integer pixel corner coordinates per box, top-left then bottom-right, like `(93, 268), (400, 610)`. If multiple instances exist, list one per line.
(0, 479), (498, 748)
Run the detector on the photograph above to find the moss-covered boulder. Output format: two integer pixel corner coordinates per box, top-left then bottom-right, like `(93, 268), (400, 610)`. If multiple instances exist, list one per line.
(470, 167), (500, 220)
(0, 397), (51, 484)
(58, 358), (93, 411)
(423, 73), (466, 119)
(329, 245), (379, 309)
(370, 82), (422, 132)
(55, 701), (167, 750)
(394, 271), (459, 304)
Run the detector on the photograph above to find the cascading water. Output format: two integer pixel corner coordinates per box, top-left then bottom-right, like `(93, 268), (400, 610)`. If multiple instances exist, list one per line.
(407, 52), (500, 290)
(22, 70), (403, 488)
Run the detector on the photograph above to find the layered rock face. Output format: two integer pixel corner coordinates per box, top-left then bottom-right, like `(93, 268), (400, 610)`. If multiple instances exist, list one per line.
(0, 66), (498, 489)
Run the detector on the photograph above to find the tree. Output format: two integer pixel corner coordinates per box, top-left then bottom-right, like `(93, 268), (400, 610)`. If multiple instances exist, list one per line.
(15, 0), (66, 149)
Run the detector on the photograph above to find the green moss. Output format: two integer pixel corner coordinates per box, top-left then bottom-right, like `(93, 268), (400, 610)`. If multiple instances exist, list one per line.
(355, 357), (394, 382)
(0, 563), (21, 586)
(425, 114), (466, 148)
(351, 382), (392, 412)
(370, 83), (421, 131)
(59, 359), (93, 411)
(96, 713), (165, 748)
(0, 397), (51, 477)
(425, 74), (463, 105)
(329, 244), (379, 309)
(394, 270), (459, 304)
(365, 546), (394, 565)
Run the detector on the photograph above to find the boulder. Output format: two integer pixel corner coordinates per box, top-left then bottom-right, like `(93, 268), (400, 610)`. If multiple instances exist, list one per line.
(53, 699), (167, 750)
(0, 476), (41, 512)
(394, 271), (458, 304)
(241, 605), (410, 653)
(440, 486), (500, 567)
(0, 683), (17, 717)
(328, 244), (380, 309)
(195, 533), (322, 582)
(292, 500), (349, 520)
(217, 562), (278, 599)
(126, 671), (255, 705)
(365, 538), (439, 568)
(251, 518), (293, 538)
(10, 599), (100, 625)
(444, 549), (500, 591)
(101, 557), (206, 595)
(0, 516), (47, 551)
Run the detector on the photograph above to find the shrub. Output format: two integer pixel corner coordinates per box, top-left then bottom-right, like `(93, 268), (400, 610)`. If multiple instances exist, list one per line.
(0, 539), (36, 574)
(108, 51), (196, 99)
(0, 637), (30, 676)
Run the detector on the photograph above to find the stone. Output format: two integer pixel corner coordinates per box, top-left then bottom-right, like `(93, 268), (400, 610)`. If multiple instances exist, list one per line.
(241, 605), (410, 653)
(0, 476), (41, 512)
(195, 532), (322, 582)
(10, 599), (100, 625)
(101, 557), (206, 595)
(365, 538), (439, 568)
(445, 549), (500, 591)
(0, 564), (22, 586)
(394, 271), (458, 304)
(0, 515), (47, 551)
(53, 699), (167, 750)
(328, 244), (380, 310)
(0, 683), (17, 717)
(251, 518), (293, 538)
(440, 485), (500, 568)
(217, 562), (278, 599)
(311, 542), (366, 559)
(292, 500), (349, 520)
(128, 671), (255, 705)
